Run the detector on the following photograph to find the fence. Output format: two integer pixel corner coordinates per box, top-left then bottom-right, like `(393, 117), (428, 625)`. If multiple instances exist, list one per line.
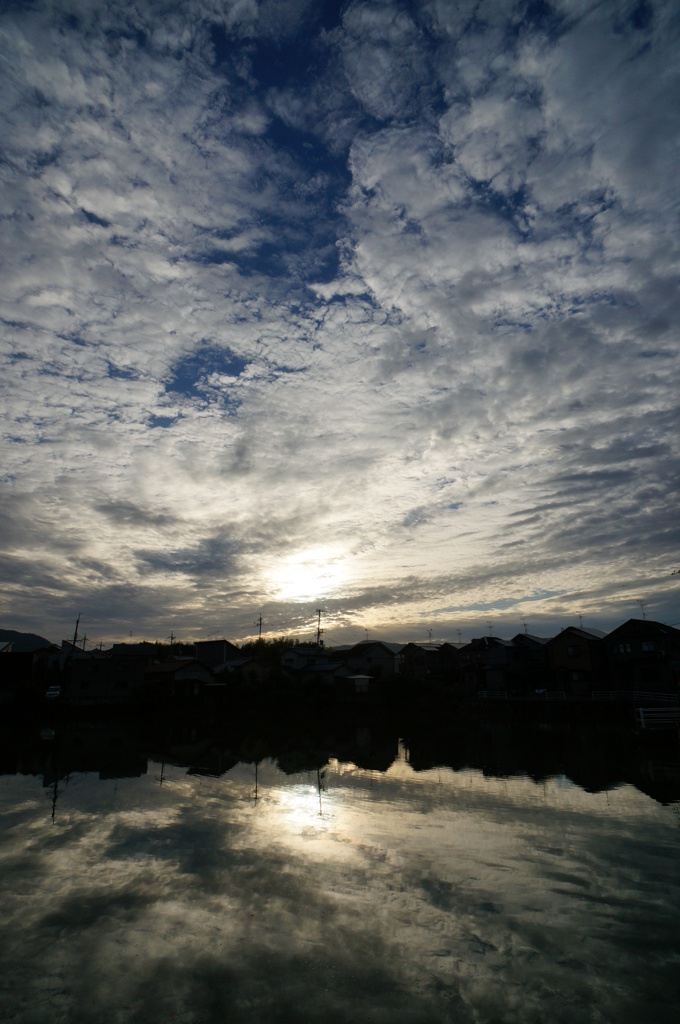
(592, 690), (678, 703)
(634, 707), (680, 731)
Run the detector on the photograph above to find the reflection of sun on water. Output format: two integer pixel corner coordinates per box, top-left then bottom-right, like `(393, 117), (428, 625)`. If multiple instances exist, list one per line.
(275, 782), (327, 828)
(272, 546), (346, 601)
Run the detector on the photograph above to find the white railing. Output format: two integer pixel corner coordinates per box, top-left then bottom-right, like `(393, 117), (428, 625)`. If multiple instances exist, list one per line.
(592, 690), (678, 703)
(635, 707), (680, 730)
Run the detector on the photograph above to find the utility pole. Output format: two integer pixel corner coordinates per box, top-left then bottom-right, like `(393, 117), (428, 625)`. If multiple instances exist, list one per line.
(255, 614), (263, 640)
(168, 630), (175, 650)
(315, 608), (326, 647)
(72, 614), (81, 647)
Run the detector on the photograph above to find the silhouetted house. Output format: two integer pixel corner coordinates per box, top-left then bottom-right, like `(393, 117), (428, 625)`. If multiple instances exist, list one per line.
(145, 658), (215, 702)
(343, 641), (402, 679)
(399, 643), (439, 679)
(510, 633), (550, 692)
(460, 637), (515, 692)
(194, 638), (241, 670)
(301, 659), (350, 688)
(605, 619), (680, 694)
(437, 642), (464, 685)
(109, 642), (160, 661)
(346, 674), (372, 696)
(0, 643), (60, 692)
(546, 627), (606, 694)
(0, 643), (60, 701)
(217, 656), (266, 684)
(281, 644), (327, 675)
(60, 641), (166, 707)
(68, 647), (149, 706)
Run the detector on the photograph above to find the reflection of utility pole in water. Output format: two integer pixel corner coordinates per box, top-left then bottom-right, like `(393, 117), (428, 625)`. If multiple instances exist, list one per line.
(317, 767), (325, 816)
(253, 760), (259, 801)
(44, 730), (66, 824)
(51, 774), (59, 823)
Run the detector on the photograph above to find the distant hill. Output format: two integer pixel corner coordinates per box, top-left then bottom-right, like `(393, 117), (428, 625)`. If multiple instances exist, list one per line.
(0, 629), (53, 652)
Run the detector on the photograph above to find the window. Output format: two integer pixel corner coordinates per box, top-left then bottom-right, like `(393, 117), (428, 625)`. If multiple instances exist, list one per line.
(567, 645), (581, 657)
(615, 642), (631, 654)
(641, 641), (656, 652)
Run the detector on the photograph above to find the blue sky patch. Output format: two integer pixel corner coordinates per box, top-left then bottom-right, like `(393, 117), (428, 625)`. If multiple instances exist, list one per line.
(165, 343), (249, 400)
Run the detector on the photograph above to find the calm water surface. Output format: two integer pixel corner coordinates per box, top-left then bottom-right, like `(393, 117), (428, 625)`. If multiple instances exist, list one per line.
(1, 730), (679, 1023)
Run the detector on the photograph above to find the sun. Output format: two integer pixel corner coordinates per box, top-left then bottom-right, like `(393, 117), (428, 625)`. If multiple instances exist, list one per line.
(273, 546), (347, 602)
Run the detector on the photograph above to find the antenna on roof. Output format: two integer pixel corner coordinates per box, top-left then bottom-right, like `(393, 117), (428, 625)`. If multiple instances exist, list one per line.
(428, 629), (432, 642)
(579, 613), (583, 629)
(457, 629), (462, 644)
(638, 600), (647, 620)
(487, 621), (493, 637)
(523, 618), (528, 634)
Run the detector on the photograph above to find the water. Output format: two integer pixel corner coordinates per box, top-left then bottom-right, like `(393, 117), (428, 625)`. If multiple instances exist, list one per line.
(1, 721), (679, 1023)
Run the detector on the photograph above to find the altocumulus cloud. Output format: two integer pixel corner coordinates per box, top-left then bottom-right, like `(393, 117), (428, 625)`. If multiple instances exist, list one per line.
(0, 0), (679, 643)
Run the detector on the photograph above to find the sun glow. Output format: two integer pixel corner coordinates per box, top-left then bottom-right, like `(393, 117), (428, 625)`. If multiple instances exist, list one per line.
(273, 546), (347, 602)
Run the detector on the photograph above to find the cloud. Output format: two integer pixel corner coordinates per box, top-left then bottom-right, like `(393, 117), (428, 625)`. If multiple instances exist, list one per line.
(0, 0), (678, 643)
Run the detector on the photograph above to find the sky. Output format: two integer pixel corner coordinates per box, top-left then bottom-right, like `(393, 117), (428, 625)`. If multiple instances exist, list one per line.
(1, 0), (679, 647)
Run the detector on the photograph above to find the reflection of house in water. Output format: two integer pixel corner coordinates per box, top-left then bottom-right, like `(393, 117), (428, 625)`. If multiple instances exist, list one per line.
(30, 721), (147, 822)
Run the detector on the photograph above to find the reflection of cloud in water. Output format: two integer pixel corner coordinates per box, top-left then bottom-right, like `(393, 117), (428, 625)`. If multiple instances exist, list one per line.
(0, 761), (678, 1023)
